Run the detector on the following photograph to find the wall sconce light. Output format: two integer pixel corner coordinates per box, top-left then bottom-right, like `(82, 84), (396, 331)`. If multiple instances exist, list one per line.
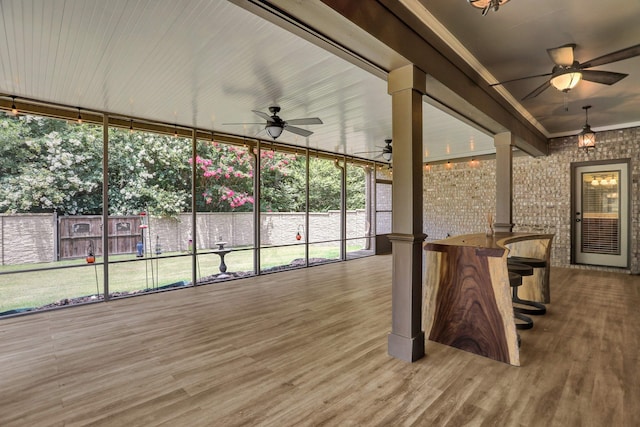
(578, 105), (596, 150)
(11, 96), (18, 115)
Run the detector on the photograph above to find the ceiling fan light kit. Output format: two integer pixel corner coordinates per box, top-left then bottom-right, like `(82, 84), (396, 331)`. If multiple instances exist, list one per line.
(578, 105), (596, 151)
(468, 0), (509, 15)
(266, 124), (284, 139)
(223, 106), (322, 140)
(491, 43), (640, 100)
(550, 70), (582, 92)
(353, 138), (392, 162)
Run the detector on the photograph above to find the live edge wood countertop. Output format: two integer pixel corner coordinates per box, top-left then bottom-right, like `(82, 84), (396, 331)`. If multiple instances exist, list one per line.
(423, 232), (554, 366)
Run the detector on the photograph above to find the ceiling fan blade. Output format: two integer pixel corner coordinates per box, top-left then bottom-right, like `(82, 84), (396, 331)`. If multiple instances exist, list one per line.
(581, 44), (640, 68)
(490, 72), (552, 86)
(222, 122), (264, 125)
(252, 110), (274, 122)
(547, 44), (575, 66)
(521, 80), (551, 100)
(580, 70), (628, 85)
(284, 125), (313, 137)
(354, 150), (382, 154)
(286, 117), (323, 125)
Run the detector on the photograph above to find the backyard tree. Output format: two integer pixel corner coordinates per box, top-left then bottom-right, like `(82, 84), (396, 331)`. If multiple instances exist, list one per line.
(108, 129), (192, 216)
(0, 112), (367, 216)
(193, 141), (302, 212)
(0, 113), (193, 216)
(0, 115), (103, 214)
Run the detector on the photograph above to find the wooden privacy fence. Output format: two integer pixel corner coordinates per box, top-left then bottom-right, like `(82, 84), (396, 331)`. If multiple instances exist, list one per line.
(0, 211), (368, 265)
(58, 215), (142, 259)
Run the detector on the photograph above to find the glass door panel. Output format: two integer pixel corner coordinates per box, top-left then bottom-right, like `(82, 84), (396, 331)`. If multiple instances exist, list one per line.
(574, 163), (628, 267)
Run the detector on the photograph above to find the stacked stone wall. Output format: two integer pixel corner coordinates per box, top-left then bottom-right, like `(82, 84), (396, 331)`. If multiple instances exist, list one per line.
(423, 126), (640, 273)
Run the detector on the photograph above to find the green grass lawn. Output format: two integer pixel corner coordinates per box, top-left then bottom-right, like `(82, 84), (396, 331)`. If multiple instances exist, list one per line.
(0, 244), (367, 313)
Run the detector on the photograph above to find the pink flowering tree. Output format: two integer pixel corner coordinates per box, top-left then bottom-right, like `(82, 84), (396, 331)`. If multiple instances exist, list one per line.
(192, 141), (303, 212)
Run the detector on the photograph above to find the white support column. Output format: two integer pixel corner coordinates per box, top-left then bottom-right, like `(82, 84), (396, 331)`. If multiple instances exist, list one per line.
(494, 132), (514, 232)
(387, 64), (427, 362)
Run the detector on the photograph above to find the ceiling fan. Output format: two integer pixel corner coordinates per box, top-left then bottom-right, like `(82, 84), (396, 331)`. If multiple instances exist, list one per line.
(224, 106), (322, 140)
(491, 43), (640, 100)
(355, 139), (392, 162)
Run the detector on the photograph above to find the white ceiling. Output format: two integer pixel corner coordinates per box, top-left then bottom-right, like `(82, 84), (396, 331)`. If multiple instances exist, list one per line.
(0, 0), (493, 162)
(1, 0), (638, 163)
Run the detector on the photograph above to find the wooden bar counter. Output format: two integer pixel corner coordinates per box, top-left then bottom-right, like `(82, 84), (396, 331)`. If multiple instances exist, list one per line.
(422, 232), (554, 366)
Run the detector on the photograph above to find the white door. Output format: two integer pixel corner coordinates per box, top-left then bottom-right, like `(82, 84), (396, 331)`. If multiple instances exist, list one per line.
(574, 162), (628, 267)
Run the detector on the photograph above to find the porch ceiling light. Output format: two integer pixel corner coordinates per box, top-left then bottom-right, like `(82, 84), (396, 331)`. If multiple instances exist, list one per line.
(550, 70), (582, 92)
(468, 0), (510, 15)
(578, 105), (596, 151)
(266, 124), (284, 139)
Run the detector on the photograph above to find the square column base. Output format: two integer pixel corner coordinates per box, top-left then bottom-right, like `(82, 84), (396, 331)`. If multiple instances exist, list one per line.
(388, 331), (425, 362)
(494, 222), (514, 233)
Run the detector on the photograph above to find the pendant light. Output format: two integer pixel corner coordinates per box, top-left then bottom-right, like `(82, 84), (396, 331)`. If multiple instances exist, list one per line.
(577, 105), (596, 151)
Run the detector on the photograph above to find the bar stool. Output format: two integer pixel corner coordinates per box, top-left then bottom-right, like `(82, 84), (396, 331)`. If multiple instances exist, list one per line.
(507, 259), (547, 315)
(509, 271), (533, 332)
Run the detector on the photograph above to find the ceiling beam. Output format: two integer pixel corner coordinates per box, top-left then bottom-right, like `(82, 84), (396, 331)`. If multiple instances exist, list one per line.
(317, 0), (548, 156)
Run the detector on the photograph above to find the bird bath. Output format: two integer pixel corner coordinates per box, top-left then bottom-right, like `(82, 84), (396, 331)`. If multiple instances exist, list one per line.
(213, 241), (231, 278)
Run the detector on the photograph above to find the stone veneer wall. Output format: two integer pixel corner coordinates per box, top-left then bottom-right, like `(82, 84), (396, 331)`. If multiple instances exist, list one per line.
(423, 162), (496, 240)
(423, 125), (640, 274)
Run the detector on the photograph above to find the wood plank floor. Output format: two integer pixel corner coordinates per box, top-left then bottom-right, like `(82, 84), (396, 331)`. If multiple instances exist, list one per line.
(0, 255), (639, 426)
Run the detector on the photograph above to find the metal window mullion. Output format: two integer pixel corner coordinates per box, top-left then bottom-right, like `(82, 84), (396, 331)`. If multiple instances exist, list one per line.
(341, 156), (347, 260)
(102, 114), (109, 300)
(305, 148), (309, 266)
(254, 141), (261, 275)
(191, 129), (197, 286)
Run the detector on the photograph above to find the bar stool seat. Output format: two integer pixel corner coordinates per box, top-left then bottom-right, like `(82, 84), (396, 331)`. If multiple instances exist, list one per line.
(508, 271), (533, 332)
(509, 255), (546, 268)
(506, 260), (533, 276)
(507, 260), (546, 316)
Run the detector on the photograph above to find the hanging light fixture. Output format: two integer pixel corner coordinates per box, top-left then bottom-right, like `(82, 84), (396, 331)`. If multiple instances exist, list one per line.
(578, 105), (596, 150)
(129, 119), (134, 133)
(550, 70), (583, 93)
(11, 96), (18, 115)
(76, 108), (82, 124)
(468, 0), (510, 15)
